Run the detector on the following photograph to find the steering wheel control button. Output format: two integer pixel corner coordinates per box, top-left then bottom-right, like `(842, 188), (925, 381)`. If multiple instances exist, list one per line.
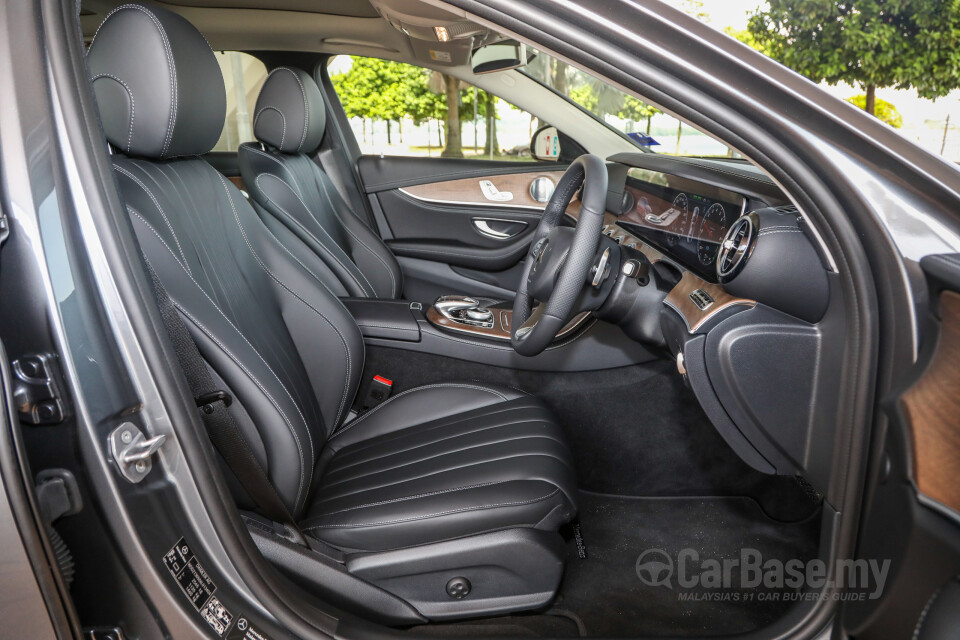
(446, 577), (472, 599)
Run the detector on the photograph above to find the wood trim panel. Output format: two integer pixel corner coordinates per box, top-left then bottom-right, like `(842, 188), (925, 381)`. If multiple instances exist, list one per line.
(227, 176), (246, 191)
(426, 304), (590, 342)
(400, 171), (566, 210)
(902, 291), (960, 514)
(663, 271), (756, 333)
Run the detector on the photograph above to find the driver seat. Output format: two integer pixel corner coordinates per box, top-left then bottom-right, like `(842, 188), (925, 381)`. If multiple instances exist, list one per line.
(87, 4), (576, 622)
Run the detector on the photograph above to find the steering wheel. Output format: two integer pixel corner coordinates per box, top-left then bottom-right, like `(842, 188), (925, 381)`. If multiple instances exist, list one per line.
(511, 154), (609, 356)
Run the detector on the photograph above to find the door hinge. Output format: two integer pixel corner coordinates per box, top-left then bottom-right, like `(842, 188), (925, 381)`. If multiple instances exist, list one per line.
(12, 354), (67, 425)
(108, 423), (166, 483)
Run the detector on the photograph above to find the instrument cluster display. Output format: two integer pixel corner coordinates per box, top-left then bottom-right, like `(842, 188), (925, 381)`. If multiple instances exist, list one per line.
(619, 169), (746, 281)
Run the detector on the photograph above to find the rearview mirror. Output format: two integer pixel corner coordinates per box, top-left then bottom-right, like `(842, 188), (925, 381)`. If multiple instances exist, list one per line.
(531, 125), (561, 162)
(472, 41), (534, 75)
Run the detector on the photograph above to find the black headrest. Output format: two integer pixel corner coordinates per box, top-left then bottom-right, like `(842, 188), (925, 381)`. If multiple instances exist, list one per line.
(253, 67), (326, 154)
(86, 4), (225, 159)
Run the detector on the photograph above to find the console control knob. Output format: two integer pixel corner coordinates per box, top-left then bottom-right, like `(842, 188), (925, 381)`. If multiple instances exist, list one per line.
(465, 308), (493, 322)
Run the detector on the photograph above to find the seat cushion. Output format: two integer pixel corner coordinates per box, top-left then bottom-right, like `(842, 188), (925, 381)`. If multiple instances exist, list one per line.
(302, 384), (577, 552)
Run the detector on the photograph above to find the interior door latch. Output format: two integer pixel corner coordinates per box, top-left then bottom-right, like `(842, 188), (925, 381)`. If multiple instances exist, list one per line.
(109, 423), (166, 483)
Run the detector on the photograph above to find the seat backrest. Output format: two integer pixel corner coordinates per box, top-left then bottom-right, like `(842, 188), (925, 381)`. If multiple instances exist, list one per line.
(239, 68), (402, 299)
(87, 4), (364, 518)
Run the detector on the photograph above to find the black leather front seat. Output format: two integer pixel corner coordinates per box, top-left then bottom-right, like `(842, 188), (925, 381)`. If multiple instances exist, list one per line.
(87, 4), (576, 621)
(239, 67), (403, 299)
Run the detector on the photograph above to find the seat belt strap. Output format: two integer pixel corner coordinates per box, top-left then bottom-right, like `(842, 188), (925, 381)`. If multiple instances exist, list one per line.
(144, 261), (307, 547)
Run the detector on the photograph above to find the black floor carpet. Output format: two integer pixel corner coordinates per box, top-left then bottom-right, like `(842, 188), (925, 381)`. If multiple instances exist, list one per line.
(361, 347), (821, 522)
(555, 493), (822, 637)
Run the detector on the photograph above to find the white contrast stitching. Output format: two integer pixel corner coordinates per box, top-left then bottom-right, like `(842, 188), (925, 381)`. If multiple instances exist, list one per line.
(314, 479), (517, 516)
(253, 106), (286, 150)
(280, 67), (309, 152)
(114, 164), (191, 275)
(216, 174), (354, 430)
(92, 74), (135, 152)
(255, 173), (376, 296)
(329, 383), (506, 441)
(304, 488), (560, 529)
(129, 206), (312, 512)
(314, 173), (398, 297)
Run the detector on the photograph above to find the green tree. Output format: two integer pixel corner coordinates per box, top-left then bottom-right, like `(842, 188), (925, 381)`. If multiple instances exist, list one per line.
(331, 57), (422, 144)
(619, 95), (661, 135)
(747, 0), (960, 116)
(569, 85), (598, 112)
(332, 56), (500, 157)
(847, 94), (903, 128)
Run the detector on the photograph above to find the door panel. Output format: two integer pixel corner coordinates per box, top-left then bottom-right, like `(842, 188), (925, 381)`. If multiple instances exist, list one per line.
(358, 156), (566, 299)
(845, 253), (960, 639)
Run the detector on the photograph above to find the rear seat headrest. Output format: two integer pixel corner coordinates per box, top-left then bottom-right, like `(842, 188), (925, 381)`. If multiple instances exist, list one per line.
(253, 67), (326, 154)
(86, 4), (225, 159)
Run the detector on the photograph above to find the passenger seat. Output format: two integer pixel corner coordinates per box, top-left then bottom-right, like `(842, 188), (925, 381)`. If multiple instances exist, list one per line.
(238, 68), (403, 299)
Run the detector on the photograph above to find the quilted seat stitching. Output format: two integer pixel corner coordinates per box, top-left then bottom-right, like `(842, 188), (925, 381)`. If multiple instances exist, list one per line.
(328, 409), (550, 469)
(312, 452), (573, 505)
(322, 422), (565, 483)
(304, 488), (561, 530)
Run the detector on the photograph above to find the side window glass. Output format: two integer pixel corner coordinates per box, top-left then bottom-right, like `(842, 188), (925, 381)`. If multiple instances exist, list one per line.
(212, 52), (268, 152)
(328, 55), (541, 161)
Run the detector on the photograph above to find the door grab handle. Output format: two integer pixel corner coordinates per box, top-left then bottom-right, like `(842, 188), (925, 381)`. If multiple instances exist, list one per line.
(473, 218), (527, 239)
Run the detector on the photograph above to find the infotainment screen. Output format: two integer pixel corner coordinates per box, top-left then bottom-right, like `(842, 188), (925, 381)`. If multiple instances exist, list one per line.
(618, 168), (746, 281)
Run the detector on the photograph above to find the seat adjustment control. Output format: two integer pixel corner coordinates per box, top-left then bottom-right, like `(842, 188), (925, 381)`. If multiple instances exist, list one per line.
(446, 576), (471, 599)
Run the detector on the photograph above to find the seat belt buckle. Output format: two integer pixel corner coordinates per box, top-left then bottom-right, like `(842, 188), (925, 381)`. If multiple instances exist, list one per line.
(362, 375), (393, 410)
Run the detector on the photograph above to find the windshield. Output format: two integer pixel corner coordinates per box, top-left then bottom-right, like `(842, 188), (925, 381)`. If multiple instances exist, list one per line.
(521, 49), (740, 158)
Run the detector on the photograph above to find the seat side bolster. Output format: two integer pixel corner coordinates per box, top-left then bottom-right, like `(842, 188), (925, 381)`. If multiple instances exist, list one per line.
(309, 164), (403, 299)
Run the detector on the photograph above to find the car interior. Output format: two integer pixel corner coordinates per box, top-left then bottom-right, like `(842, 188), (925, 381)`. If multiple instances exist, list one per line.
(54, 0), (854, 636)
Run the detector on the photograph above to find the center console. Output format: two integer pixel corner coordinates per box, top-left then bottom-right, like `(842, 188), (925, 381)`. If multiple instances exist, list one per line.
(340, 295), (655, 372)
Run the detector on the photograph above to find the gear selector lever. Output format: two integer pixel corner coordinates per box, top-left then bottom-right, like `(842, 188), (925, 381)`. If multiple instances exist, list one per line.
(434, 296), (495, 328)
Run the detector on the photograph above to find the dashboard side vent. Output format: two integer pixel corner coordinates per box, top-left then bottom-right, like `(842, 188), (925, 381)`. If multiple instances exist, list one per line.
(775, 205), (799, 215)
(717, 214), (756, 281)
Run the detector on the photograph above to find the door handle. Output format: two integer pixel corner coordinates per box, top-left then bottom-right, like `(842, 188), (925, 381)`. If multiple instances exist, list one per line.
(473, 218), (527, 240)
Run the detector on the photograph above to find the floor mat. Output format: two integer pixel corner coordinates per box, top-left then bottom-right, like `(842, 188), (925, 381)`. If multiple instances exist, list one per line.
(556, 492), (822, 637)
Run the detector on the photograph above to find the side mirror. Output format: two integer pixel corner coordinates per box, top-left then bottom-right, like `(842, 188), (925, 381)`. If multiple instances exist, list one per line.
(531, 125), (561, 162)
(472, 41), (534, 75)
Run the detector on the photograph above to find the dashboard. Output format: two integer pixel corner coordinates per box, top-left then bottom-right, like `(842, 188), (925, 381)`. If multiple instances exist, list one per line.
(618, 169), (746, 282)
(588, 154), (838, 487)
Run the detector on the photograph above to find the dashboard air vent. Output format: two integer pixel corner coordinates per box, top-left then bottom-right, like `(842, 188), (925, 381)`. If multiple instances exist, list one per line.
(717, 214), (756, 281)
